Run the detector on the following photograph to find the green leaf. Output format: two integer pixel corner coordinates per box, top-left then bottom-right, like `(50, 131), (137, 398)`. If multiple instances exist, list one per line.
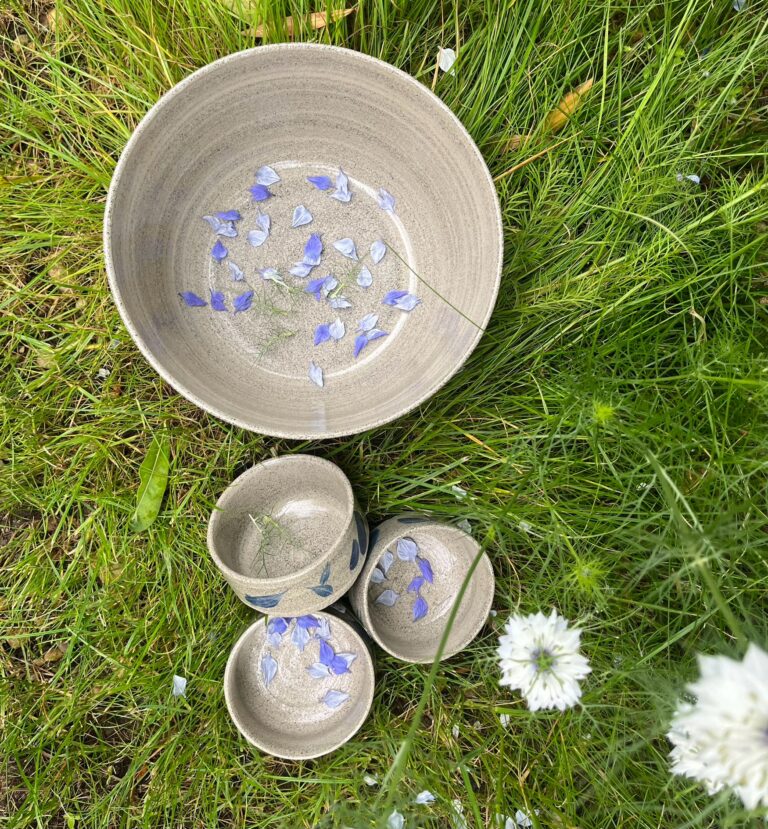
(130, 432), (170, 532)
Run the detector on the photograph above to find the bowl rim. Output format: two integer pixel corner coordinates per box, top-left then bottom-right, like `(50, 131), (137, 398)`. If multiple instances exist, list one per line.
(354, 517), (495, 663)
(103, 42), (504, 439)
(223, 612), (375, 759)
(207, 453), (355, 586)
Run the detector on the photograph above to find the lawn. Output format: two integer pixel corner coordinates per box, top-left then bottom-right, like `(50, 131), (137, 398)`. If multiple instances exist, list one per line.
(2, 0), (767, 827)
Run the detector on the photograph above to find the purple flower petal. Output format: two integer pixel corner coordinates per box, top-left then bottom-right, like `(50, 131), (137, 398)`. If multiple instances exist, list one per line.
(328, 318), (345, 341)
(417, 556), (434, 583)
(249, 184), (272, 202)
(353, 334), (369, 358)
(380, 550), (394, 574)
(323, 689), (350, 709)
(304, 233), (323, 265)
(370, 567), (386, 584)
(211, 239), (228, 261)
(377, 188), (396, 213)
(291, 261), (315, 278)
(261, 654), (277, 686)
(307, 662), (331, 679)
(202, 215), (237, 237)
(296, 614), (320, 630)
(314, 323), (331, 346)
(309, 361), (324, 387)
(291, 623), (311, 652)
(330, 655), (350, 675)
(358, 313), (378, 332)
(233, 290), (254, 313)
(397, 537), (419, 562)
(259, 267), (285, 286)
(210, 290), (227, 311)
(366, 328), (388, 341)
(227, 261), (244, 281)
(413, 595), (428, 621)
(267, 617), (289, 637)
(382, 289), (408, 306)
(179, 291), (206, 307)
(306, 277), (326, 300)
(394, 294), (421, 311)
(329, 296), (352, 309)
(316, 617), (332, 640)
(216, 210), (241, 222)
(292, 204), (313, 228)
(370, 240), (387, 264)
(407, 576), (425, 593)
(375, 589), (399, 607)
(357, 266), (373, 288)
(307, 175), (333, 191)
(257, 211), (271, 233)
(319, 640), (335, 667)
(255, 165), (280, 186)
(334, 238), (358, 260)
(335, 652), (357, 670)
(247, 228), (269, 247)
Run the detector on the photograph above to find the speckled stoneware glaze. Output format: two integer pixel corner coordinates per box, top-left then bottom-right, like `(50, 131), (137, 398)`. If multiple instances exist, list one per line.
(224, 611), (375, 759)
(349, 515), (494, 663)
(207, 454), (369, 615)
(104, 43), (503, 438)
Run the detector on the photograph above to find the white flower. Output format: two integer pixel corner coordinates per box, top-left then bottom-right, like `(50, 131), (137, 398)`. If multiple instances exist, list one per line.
(171, 674), (187, 697)
(362, 774), (378, 787)
(438, 47), (457, 75)
(497, 609), (591, 711)
(451, 724), (460, 739)
(414, 790), (435, 805)
(668, 642), (768, 810)
(514, 809), (534, 827)
(499, 713), (511, 727)
(386, 810), (404, 829)
(451, 800), (467, 829)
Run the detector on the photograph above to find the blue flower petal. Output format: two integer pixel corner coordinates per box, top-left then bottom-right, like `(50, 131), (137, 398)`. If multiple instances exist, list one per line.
(321, 276), (339, 297)
(307, 175), (333, 191)
(394, 294), (421, 311)
(319, 640), (335, 667)
(291, 622), (311, 652)
(316, 617), (332, 640)
(259, 267), (286, 286)
(357, 266), (373, 288)
(179, 291), (206, 307)
(261, 654), (277, 686)
(334, 238), (358, 260)
(382, 289), (408, 306)
(377, 188), (396, 213)
(413, 595), (428, 621)
(292, 204), (313, 228)
(307, 662), (331, 679)
(331, 189), (352, 203)
(335, 652), (357, 670)
(330, 654), (351, 675)
(202, 215), (237, 236)
(210, 290), (227, 312)
(267, 617), (289, 636)
(304, 233), (323, 265)
(353, 334), (368, 358)
(375, 589), (399, 607)
(329, 296), (352, 309)
(397, 537), (419, 562)
(227, 261), (244, 281)
(211, 239), (228, 261)
(249, 184), (272, 202)
(407, 576), (425, 593)
(309, 361), (324, 388)
(255, 165), (280, 186)
(358, 313), (378, 332)
(233, 291), (254, 313)
(370, 567), (386, 584)
(247, 228), (269, 247)
(417, 556), (434, 583)
(216, 210), (242, 222)
(323, 689), (350, 709)
(291, 261), (315, 278)
(336, 168), (349, 192)
(370, 240), (387, 264)
(314, 323), (331, 346)
(328, 318), (345, 341)
(366, 328), (388, 341)
(296, 615), (320, 630)
(257, 211), (271, 233)
(381, 550), (394, 574)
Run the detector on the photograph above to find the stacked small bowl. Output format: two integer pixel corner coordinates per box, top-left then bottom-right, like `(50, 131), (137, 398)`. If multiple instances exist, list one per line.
(209, 454), (494, 759)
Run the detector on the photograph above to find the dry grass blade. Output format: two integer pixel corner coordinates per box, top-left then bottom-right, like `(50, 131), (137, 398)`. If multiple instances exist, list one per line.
(545, 78), (594, 132)
(493, 135), (574, 181)
(33, 642), (68, 666)
(250, 8), (354, 38)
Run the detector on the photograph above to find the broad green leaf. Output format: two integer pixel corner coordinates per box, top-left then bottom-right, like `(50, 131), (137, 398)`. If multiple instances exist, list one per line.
(131, 432), (170, 532)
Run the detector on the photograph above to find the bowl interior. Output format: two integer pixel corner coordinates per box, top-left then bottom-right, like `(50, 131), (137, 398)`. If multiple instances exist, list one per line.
(106, 44), (502, 438)
(209, 457), (351, 580)
(225, 613), (374, 759)
(366, 525), (493, 662)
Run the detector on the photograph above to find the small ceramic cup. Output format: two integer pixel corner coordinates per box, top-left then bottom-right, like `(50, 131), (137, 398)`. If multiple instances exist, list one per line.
(349, 515), (494, 663)
(224, 611), (375, 759)
(208, 454), (368, 616)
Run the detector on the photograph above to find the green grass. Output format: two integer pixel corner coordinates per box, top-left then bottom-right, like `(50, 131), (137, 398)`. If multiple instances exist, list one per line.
(2, 0), (767, 826)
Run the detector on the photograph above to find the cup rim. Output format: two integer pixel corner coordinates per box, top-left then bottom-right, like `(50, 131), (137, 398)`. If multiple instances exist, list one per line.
(354, 517), (495, 663)
(207, 454), (355, 586)
(223, 612), (375, 759)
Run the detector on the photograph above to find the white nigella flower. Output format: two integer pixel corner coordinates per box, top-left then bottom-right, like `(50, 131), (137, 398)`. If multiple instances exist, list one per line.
(497, 609), (591, 711)
(668, 642), (768, 810)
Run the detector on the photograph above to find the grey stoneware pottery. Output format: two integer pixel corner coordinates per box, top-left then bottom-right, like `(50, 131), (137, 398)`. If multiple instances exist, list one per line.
(207, 454), (369, 616)
(104, 43), (503, 439)
(224, 611), (375, 759)
(349, 515), (494, 663)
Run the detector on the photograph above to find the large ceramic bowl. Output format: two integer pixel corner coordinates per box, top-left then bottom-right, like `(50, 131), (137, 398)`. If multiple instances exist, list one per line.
(225, 611), (375, 759)
(349, 515), (494, 663)
(104, 44), (502, 438)
(207, 454), (368, 616)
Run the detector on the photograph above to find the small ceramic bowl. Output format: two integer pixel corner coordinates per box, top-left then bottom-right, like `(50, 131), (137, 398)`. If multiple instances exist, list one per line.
(207, 454), (368, 616)
(349, 515), (494, 663)
(224, 611), (375, 759)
